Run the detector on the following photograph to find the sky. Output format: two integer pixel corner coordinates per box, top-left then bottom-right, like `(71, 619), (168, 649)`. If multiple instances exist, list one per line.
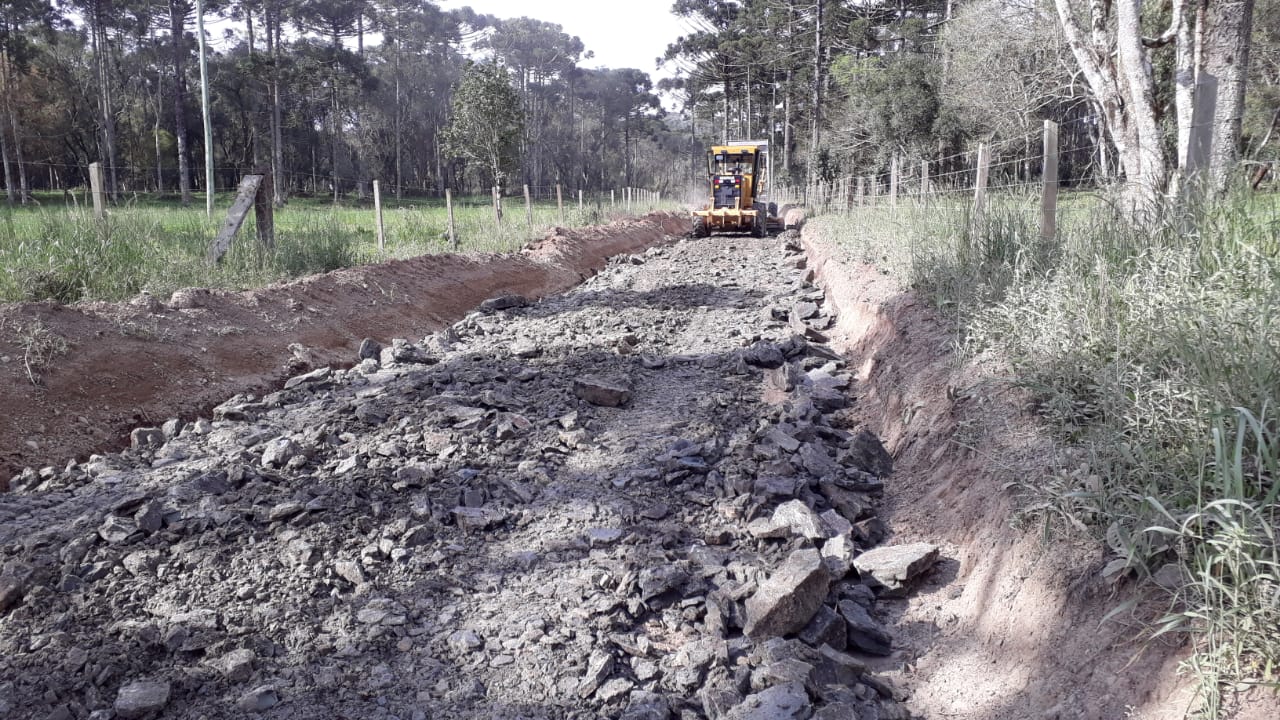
(437, 0), (691, 81)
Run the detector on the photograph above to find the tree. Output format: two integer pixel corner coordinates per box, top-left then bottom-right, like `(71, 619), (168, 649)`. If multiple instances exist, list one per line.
(440, 62), (523, 190)
(0, 0), (58, 204)
(1053, 0), (1257, 206)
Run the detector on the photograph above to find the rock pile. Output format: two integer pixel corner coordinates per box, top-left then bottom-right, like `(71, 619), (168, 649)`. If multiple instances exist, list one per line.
(0, 231), (939, 719)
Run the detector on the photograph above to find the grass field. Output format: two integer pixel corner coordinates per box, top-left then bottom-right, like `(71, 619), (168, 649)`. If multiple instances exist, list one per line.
(817, 189), (1280, 713)
(0, 190), (669, 304)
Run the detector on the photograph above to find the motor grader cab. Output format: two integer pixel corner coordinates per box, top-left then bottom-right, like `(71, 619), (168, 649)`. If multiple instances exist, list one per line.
(692, 141), (778, 238)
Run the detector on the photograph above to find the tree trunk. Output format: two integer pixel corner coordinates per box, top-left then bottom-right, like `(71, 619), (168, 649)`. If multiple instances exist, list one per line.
(246, 10), (258, 166)
(722, 59), (730, 141)
(268, 3), (285, 205)
(807, 0), (824, 189)
(783, 0), (795, 180)
(1203, 0), (1256, 192)
(1054, 0), (1168, 213)
(92, 1), (119, 201)
(170, 0), (192, 206)
(331, 30), (341, 205)
(0, 95), (11, 206)
(394, 10), (403, 200)
(1173, 0), (1195, 175)
(1116, 0), (1168, 202)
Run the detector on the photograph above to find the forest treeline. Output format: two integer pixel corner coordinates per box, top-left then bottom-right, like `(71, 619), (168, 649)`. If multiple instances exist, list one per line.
(0, 0), (689, 203)
(0, 0), (1278, 206)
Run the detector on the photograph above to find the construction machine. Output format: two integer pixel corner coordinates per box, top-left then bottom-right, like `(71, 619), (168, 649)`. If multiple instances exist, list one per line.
(692, 141), (778, 238)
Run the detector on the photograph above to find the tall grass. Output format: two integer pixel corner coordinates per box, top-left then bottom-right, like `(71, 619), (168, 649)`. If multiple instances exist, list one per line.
(0, 196), (668, 304)
(817, 189), (1280, 713)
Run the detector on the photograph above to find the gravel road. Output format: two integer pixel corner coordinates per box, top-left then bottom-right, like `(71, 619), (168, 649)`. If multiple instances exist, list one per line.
(0, 231), (930, 720)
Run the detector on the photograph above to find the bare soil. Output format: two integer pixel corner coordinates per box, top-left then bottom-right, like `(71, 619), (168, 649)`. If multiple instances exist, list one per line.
(0, 214), (687, 488)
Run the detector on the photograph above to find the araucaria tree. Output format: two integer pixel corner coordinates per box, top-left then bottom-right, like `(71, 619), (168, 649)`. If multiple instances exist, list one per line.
(440, 62), (524, 192)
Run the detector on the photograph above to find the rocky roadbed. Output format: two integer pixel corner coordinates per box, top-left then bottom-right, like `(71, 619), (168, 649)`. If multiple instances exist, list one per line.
(0, 231), (942, 720)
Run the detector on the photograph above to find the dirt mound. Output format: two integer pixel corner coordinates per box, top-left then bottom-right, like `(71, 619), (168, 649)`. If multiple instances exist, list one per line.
(800, 226), (1280, 719)
(0, 214), (688, 489)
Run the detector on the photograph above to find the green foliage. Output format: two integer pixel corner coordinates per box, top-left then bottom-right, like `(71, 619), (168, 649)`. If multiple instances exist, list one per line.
(440, 62), (525, 188)
(832, 54), (941, 164)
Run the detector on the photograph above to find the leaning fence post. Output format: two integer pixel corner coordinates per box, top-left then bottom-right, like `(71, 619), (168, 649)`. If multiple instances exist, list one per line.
(89, 162), (106, 219)
(973, 142), (991, 225)
(207, 173), (265, 263)
(373, 179), (386, 251)
(1041, 121), (1059, 242)
(446, 188), (457, 249)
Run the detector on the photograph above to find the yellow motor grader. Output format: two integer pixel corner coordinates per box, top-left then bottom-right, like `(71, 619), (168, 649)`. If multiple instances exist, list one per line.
(692, 141), (779, 238)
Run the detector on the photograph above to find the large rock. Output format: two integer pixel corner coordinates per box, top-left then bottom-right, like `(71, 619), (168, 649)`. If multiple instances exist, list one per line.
(747, 500), (833, 541)
(380, 338), (436, 365)
(725, 682), (812, 720)
(479, 294), (528, 312)
(783, 208), (807, 231)
(837, 600), (893, 656)
(846, 430), (893, 477)
(0, 574), (25, 614)
(745, 549), (831, 640)
(236, 685), (280, 712)
(114, 680), (171, 719)
(574, 375), (632, 407)
(743, 342), (786, 369)
(853, 542), (940, 594)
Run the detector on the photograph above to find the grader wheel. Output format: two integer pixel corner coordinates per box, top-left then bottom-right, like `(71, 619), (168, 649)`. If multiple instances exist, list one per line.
(692, 215), (710, 238)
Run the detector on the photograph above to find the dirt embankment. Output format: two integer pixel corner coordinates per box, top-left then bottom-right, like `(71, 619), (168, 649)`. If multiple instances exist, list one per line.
(800, 227), (1201, 719)
(0, 214), (688, 487)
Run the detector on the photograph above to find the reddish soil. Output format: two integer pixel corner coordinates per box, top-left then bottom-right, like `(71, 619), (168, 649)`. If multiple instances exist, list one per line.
(802, 227), (1278, 719)
(0, 213), (687, 488)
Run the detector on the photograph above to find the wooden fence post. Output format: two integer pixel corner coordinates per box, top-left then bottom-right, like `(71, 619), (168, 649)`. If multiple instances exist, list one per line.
(492, 186), (502, 225)
(523, 184), (533, 228)
(255, 169), (274, 249)
(856, 176), (865, 206)
(973, 142), (990, 224)
(578, 189), (583, 211)
(610, 189), (615, 210)
(207, 173), (266, 263)
(889, 156), (899, 208)
(1041, 120), (1059, 242)
(373, 180), (386, 251)
(89, 162), (106, 219)
(556, 183), (564, 224)
(920, 160), (930, 201)
(446, 188), (457, 249)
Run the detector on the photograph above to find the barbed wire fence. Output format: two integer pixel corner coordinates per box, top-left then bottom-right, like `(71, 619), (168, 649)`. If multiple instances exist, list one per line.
(792, 73), (1228, 245)
(2, 156), (671, 258)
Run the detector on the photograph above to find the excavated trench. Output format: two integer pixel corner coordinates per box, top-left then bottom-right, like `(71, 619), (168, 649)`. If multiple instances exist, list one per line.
(0, 214), (1247, 720)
